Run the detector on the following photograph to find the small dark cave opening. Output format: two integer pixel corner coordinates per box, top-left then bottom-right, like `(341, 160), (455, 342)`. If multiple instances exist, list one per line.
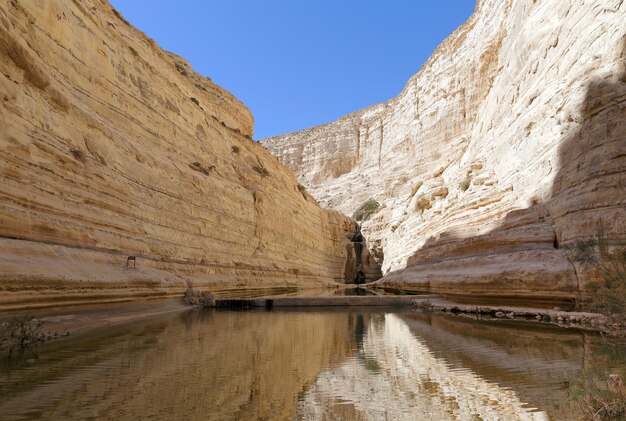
(350, 225), (383, 285)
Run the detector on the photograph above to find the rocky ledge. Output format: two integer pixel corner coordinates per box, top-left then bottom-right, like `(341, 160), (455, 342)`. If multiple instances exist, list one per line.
(413, 298), (624, 335)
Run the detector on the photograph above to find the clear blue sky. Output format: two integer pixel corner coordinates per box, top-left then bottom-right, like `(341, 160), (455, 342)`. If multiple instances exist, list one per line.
(109, 1), (476, 140)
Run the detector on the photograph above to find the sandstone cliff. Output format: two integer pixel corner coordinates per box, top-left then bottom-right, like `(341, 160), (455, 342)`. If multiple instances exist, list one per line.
(262, 0), (626, 300)
(0, 0), (358, 310)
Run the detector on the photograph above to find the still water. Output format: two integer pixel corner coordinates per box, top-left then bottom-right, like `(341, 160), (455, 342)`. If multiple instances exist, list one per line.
(1, 308), (625, 420)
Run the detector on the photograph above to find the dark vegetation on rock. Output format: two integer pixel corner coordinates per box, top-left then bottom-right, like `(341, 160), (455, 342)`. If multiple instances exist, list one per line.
(1, 316), (47, 356)
(569, 370), (626, 420)
(352, 198), (380, 222)
(570, 222), (626, 322)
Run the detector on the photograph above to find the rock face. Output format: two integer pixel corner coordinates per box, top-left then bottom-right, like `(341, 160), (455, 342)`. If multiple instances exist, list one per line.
(0, 0), (358, 310)
(262, 0), (626, 300)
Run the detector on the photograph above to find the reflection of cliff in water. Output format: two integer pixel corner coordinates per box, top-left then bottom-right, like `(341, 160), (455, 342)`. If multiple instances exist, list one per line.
(398, 314), (589, 419)
(297, 314), (550, 420)
(0, 310), (357, 421)
(297, 313), (624, 421)
(2, 309), (625, 420)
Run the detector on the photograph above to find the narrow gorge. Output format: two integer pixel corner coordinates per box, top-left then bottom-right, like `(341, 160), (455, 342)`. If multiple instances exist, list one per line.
(263, 0), (626, 302)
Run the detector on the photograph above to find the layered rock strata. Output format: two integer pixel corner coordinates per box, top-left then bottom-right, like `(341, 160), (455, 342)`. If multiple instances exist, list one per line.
(263, 0), (626, 300)
(0, 0), (358, 310)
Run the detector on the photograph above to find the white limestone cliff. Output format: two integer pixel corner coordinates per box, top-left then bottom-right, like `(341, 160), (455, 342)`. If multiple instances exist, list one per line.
(262, 0), (626, 300)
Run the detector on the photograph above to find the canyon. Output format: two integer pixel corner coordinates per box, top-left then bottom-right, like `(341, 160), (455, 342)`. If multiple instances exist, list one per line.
(263, 0), (626, 301)
(1, 0), (625, 310)
(0, 0), (360, 310)
(2, 2), (626, 418)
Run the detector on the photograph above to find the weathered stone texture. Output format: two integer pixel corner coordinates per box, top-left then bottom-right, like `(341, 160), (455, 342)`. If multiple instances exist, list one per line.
(0, 0), (357, 309)
(262, 0), (626, 299)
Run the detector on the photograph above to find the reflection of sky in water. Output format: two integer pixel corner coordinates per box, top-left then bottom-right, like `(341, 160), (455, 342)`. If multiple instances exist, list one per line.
(297, 314), (548, 421)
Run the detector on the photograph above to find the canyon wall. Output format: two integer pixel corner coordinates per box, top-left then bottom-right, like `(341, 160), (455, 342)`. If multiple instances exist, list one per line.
(0, 0), (358, 310)
(262, 0), (626, 300)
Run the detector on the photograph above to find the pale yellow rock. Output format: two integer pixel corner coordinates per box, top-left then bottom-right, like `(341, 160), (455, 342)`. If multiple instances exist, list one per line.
(0, 0), (357, 310)
(262, 0), (626, 299)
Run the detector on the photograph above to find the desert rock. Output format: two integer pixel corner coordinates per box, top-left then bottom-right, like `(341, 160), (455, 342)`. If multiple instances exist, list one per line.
(0, 0), (359, 310)
(262, 0), (626, 300)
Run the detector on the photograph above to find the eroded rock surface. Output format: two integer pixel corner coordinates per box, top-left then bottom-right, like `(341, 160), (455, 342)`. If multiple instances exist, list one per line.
(0, 0), (358, 309)
(262, 0), (626, 300)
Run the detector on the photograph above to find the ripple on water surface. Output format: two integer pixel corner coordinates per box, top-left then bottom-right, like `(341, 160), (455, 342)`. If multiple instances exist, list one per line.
(0, 308), (624, 420)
